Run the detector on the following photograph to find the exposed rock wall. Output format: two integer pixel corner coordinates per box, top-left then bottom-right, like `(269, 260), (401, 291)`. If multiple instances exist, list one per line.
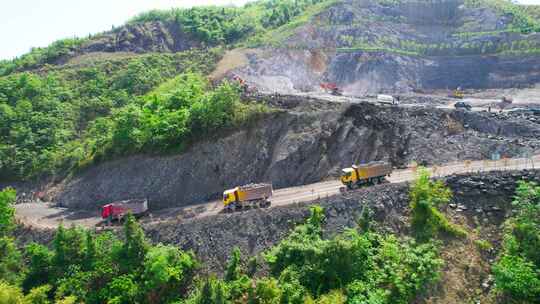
(234, 0), (540, 94)
(53, 99), (540, 211)
(81, 21), (199, 54)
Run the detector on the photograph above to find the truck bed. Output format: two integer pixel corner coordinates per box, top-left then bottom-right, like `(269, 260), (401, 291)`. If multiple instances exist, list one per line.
(238, 183), (273, 201)
(356, 162), (392, 179)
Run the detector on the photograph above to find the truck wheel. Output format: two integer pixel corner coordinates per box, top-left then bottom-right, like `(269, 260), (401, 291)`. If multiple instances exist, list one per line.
(225, 203), (236, 213)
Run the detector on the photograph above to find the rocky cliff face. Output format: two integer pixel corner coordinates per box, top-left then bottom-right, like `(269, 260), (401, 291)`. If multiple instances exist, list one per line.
(53, 97), (540, 211)
(234, 0), (540, 94)
(81, 21), (200, 54)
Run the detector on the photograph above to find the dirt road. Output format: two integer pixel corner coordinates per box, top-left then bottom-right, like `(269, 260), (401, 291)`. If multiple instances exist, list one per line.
(15, 155), (540, 229)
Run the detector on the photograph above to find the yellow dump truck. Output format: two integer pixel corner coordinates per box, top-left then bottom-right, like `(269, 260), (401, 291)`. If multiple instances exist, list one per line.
(340, 161), (392, 190)
(223, 183), (273, 212)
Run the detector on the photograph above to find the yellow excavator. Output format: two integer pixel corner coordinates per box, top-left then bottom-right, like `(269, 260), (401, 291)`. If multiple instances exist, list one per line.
(449, 87), (464, 99)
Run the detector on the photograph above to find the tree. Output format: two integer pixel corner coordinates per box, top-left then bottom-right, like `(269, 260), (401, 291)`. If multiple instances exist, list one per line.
(247, 256), (258, 278)
(192, 277), (229, 304)
(409, 169), (464, 241)
(103, 274), (139, 304)
(0, 236), (24, 285)
(0, 187), (16, 236)
(225, 247), (242, 282)
(23, 243), (53, 291)
(118, 213), (149, 274)
(23, 285), (52, 304)
(0, 281), (23, 304)
(142, 245), (197, 303)
(83, 230), (96, 271)
(52, 225), (86, 277)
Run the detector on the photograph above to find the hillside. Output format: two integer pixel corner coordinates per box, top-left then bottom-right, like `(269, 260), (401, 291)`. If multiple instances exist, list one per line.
(1, 0), (540, 182)
(1, 1), (540, 303)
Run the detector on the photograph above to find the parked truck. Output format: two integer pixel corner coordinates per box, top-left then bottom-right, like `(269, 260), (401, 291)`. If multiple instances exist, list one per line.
(223, 183), (273, 211)
(340, 161), (392, 190)
(377, 94), (399, 105)
(101, 198), (148, 222)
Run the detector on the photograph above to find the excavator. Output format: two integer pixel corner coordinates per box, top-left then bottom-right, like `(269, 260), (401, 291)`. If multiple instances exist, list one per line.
(320, 83), (343, 96)
(449, 86), (464, 99)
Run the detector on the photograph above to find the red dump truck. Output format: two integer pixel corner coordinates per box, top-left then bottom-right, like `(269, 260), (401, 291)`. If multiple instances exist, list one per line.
(223, 183), (273, 211)
(101, 198), (148, 221)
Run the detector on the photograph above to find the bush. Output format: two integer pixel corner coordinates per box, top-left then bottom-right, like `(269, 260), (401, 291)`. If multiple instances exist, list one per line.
(409, 169), (466, 241)
(493, 181), (540, 302)
(0, 187), (16, 236)
(492, 255), (540, 302)
(0, 281), (23, 304)
(266, 206), (442, 302)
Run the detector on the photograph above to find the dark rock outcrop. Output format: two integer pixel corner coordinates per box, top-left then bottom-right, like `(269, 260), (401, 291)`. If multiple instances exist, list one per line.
(81, 21), (199, 54)
(53, 99), (540, 211)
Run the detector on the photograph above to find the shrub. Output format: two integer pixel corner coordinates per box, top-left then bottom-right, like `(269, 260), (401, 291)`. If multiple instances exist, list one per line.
(0, 187), (16, 236)
(492, 255), (540, 302)
(409, 169), (466, 241)
(493, 181), (540, 302)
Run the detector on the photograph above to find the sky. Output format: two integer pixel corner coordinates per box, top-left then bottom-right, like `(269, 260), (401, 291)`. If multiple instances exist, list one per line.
(0, 0), (539, 60)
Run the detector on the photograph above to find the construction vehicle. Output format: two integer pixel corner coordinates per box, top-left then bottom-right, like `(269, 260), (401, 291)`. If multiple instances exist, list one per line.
(320, 83), (343, 96)
(230, 74), (256, 94)
(377, 94), (399, 105)
(223, 183), (273, 212)
(499, 96), (513, 110)
(454, 101), (472, 111)
(449, 87), (464, 99)
(340, 161), (392, 190)
(101, 198), (148, 222)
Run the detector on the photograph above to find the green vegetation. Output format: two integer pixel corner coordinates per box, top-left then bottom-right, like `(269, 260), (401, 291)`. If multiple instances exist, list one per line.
(0, 186), (443, 303)
(0, 49), (269, 181)
(337, 35), (540, 57)
(409, 169), (467, 242)
(129, 0), (335, 47)
(474, 239), (493, 252)
(0, 38), (88, 76)
(0, 1), (345, 182)
(492, 181), (540, 303)
(464, 0), (540, 33)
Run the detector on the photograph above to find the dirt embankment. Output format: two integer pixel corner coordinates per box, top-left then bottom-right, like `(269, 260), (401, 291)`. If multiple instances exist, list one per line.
(48, 97), (540, 211)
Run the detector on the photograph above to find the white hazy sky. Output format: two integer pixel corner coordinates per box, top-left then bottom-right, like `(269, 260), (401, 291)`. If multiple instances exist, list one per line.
(0, 0), (254, 60)
(1, 0), (539, 60)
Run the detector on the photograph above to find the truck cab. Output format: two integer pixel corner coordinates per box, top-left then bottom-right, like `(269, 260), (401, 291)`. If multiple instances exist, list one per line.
(340, 167), (356, 184)
(223, 188), (238, 207)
